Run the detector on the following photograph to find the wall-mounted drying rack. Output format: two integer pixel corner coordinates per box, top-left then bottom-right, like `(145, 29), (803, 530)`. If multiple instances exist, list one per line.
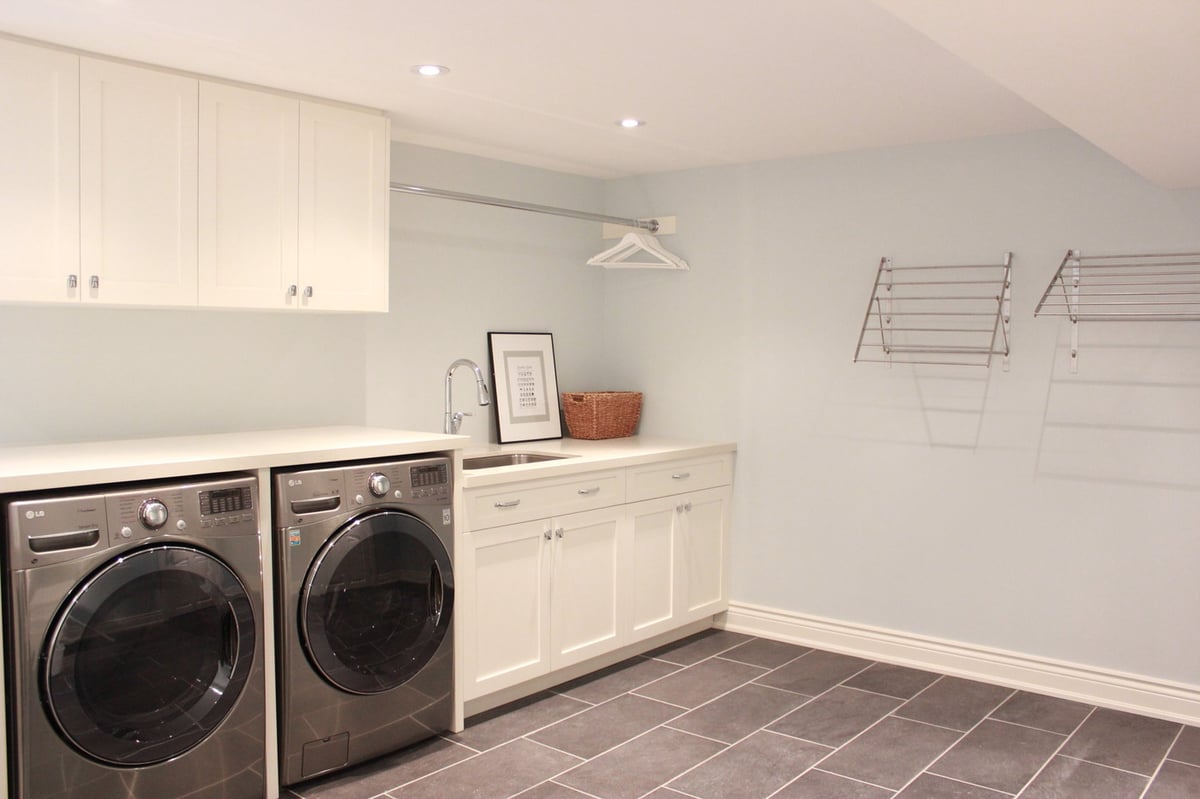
(853, 252), (1013, 368)
(1034, 249), (1200, 372)
(389, 182), (688, 269)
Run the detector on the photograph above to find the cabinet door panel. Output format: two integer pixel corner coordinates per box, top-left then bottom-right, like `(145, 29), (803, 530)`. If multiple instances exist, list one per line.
(627, 497), (681, 642)
(467, 520), (551, 697)
(683, 488), (729, 620)
(199, 82), (298, 308)
(81, 58), (198, 306)
(551, 508), (623, 669)
(298, 102), (388, 312)
(0, 39), (79, 302)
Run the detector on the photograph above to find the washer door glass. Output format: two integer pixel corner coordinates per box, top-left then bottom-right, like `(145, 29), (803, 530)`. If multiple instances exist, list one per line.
(301, 510), (453, 695)
(43, 544), (257, 766)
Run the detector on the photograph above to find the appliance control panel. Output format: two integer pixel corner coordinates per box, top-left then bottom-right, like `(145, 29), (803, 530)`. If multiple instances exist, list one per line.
(4, 474), (258, 570)
(273, 455), (453, 528)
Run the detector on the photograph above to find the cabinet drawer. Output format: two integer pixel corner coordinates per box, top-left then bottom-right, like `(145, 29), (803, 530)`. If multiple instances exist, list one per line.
(466, 469), (626, 529)
(627, 454), (733, 502)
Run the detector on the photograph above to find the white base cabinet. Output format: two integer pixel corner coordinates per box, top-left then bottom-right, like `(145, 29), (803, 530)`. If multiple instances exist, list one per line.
(466, 506), (624, 698)
(461, 452), (733, 704)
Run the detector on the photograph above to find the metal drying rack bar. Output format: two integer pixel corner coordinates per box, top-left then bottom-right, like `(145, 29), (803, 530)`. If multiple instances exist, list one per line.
(853, 252), (1013, 368)
(1034, 249), (1200, 371)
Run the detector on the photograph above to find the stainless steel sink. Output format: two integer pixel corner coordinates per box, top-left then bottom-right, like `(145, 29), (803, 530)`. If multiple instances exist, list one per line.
(463, 452), (571, 470)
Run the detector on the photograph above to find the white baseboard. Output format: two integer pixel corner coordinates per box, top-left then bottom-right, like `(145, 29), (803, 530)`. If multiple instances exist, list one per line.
(718, 601), (1200, 726)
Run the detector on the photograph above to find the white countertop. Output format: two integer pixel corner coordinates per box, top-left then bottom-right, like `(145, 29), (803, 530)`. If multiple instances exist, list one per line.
(460, 437), (736, 488)
(0, 426), (466, 493)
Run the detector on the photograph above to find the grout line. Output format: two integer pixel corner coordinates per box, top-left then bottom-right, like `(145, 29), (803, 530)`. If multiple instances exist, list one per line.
(1136, 724), (1185, 799)
(639, 786), (697, 799)
(1165, 756), (1200, 767)
(917, 772), (1016, 796)
(981, 715), (1072, 738)
(647, 678), (848, 796)
(544, 779), (605, 799)
(628, 690), (693, 710)
(792, 767), (896, 795)
(890, 687), (1016, 796)
(1011, 705), (1097, 796)
(1057, 754), (1159, 779)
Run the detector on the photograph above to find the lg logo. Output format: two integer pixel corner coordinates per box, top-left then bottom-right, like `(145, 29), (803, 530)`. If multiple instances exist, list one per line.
(288, 479), (303, 487)
(24, 509), (45, 520)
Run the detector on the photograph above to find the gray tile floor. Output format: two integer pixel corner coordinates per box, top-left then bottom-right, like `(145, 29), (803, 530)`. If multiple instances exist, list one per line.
(286, 630), (1200, 799)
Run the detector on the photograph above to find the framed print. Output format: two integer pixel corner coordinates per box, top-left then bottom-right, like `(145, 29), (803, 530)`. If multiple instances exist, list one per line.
(487, 332), (563, 443)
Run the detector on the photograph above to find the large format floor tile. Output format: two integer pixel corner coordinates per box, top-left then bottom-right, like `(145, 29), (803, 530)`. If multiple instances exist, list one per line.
(284, 633), (1197, 799)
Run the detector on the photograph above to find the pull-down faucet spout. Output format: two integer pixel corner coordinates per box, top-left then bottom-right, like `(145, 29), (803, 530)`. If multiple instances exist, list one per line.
(444, 359), (491, 434)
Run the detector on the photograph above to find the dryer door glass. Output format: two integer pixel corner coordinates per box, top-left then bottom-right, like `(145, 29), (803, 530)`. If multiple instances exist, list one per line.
(42, 544), (257, 766)
(301, 510), (453, 694)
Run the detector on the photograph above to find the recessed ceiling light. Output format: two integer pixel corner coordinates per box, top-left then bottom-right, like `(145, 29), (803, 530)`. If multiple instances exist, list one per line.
(412, 64), (450, 77)
(618, 118), (645, 129)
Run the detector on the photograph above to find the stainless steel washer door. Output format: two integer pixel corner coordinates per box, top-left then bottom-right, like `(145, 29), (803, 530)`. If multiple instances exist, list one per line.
(300, 510), (453, 695)
(42, 544), (257, 766)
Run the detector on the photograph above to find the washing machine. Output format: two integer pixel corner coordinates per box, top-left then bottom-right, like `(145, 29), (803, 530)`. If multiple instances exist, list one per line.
(273, 454), (454, 786)
(2, 473), (265, 799)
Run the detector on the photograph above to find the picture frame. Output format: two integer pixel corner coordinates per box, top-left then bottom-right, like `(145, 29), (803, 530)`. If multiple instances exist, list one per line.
(487, 332), (563, 443)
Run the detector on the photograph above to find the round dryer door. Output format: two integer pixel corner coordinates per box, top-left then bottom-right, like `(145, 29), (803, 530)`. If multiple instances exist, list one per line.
(301, 510), (453, 695)
(42, 544), (257, 766)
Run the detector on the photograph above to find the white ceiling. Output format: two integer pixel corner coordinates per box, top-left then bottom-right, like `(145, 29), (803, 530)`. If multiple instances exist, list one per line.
(1, 1), (1196, 186)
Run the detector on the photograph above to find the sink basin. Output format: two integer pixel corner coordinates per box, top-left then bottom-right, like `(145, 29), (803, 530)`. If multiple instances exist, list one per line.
(463, 452), (571, 470)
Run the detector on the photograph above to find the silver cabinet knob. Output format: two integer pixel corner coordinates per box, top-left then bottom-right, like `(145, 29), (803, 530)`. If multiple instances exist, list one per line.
(139, 499), (168, 530)
(368, 472), (391, 497)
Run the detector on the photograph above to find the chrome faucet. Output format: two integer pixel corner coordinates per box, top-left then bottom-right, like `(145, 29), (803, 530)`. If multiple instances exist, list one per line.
(444, 358), (491, 434)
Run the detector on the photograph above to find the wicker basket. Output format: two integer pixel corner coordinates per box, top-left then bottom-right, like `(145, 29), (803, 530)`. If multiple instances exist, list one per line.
(561, 392), (643, 439)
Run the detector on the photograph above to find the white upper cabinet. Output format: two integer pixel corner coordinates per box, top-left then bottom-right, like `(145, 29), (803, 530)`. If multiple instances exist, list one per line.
(198, 82), (299, 308)
(0, 37), (389, 312)
(0, 39), (79, 303)
(298, 102), (389, 312)
(80, 57), (198, 306)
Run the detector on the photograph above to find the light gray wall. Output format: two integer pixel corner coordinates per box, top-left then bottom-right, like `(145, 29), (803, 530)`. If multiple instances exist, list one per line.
(602, 129), (1200, 686)
(365, 143), (607, 445)
(0, 305), (366, 445)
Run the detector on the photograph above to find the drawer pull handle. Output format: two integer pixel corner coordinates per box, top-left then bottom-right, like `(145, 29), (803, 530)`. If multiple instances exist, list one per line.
(494, 499), (521, 508)
(555, 528), (564, 539)
(672, 472), (691, 480)
(577, 487), (600, 495)
(544, 529), (552, 541)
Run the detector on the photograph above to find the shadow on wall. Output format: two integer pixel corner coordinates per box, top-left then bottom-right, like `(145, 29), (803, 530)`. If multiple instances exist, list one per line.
(1035, 324), (1200, 491)
(821, 361), (1014, 452)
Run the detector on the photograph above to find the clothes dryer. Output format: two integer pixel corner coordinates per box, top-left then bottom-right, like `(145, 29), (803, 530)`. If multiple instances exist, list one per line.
(273, 455), (454, 786)
(2, 474), (265, 799)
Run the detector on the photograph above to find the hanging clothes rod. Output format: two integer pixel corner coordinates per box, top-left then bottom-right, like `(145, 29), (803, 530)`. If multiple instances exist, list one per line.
(389, 183), (659, 232)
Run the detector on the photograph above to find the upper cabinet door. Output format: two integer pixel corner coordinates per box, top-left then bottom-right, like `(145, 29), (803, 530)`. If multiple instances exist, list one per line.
(0, 39), (80, 303)
(80, 57), (198, 306)
(298, 102), (389, 312)
(198, 82), (299, 309)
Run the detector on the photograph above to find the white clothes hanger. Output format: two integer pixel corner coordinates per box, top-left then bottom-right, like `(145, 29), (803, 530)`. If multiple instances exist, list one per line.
(586, 232), (689, 270)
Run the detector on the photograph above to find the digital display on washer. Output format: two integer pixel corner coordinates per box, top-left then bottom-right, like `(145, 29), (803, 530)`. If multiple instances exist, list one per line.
(410, 463), (448, 487)
(200, 486), (254, 515)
